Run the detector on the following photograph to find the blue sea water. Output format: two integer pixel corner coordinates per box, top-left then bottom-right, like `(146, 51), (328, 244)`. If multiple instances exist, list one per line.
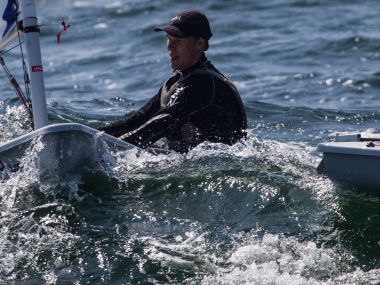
(0, 0), (380, 284)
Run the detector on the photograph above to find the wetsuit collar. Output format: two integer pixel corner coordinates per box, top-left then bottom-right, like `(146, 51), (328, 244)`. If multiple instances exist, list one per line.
(175, 53), (208, 76)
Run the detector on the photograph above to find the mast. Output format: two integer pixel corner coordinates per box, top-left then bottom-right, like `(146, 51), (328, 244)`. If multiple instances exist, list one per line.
(20, 0), (48, 129)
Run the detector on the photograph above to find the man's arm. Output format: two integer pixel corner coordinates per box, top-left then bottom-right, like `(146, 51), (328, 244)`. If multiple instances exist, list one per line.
(97, 91), (161, 138)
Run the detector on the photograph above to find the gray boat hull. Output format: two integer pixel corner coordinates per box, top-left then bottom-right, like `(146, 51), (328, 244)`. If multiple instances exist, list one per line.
(317, 139), (380, 194)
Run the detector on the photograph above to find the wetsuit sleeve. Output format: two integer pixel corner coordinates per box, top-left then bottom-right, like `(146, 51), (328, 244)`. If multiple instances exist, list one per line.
(97, 90), (161, 138)
(120, 74), (214, 148)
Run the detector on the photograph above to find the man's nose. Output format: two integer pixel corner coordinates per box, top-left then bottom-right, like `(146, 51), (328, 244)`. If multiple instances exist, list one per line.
(167, 39), (174, 51)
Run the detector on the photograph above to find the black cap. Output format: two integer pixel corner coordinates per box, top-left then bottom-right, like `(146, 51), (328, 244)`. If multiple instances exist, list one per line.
(154, 9), (212, 40)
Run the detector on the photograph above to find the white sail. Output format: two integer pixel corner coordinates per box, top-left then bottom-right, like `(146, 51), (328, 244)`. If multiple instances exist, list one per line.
(0, 0), (18, 51)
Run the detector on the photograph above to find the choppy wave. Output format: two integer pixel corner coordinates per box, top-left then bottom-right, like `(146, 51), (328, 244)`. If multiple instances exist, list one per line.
(0, 132), (379, 283)
(1, 127), (377, 284)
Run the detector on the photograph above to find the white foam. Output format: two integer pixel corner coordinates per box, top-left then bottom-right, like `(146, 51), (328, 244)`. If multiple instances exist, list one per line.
(201, 232), (376, 285)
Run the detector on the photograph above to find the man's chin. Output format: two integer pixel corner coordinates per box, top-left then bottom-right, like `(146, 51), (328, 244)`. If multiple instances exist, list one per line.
(171, 65), (181, 71)
(170, 61), (178, 70)
(170, 58), (182, 70)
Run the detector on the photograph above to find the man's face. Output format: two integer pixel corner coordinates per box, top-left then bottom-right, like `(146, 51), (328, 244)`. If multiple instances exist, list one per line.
(166, 35), (203, 71)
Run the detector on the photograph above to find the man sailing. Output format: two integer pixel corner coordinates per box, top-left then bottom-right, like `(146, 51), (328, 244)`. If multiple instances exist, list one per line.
(98, 9), (247, 153)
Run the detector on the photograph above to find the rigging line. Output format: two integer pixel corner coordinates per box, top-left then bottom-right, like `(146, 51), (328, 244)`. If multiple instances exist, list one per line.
(14, 7), (35, 129)
(15, 20), (32, 104)
(0, 2), (34, 128)
(0, 41), (25, 57)
(0, 56), (33, 120)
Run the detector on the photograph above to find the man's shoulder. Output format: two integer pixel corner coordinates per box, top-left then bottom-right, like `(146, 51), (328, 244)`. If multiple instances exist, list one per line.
(186, 65), (236, 89)
(182, 63), (223, 82)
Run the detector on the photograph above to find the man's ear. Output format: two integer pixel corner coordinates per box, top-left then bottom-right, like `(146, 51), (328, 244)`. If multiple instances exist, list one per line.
(196, 37), (207, 51)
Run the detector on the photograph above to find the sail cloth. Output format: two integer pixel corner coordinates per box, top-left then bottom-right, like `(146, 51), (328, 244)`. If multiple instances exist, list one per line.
(0, 0), (18, 52)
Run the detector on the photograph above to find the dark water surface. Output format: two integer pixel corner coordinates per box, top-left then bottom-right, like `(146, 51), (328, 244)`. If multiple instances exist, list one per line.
(1, 0), (380, 284)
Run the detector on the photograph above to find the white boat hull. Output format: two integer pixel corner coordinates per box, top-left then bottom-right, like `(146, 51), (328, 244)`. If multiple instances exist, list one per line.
(0, 123), (135, 179)
(317, 139), (380, 194)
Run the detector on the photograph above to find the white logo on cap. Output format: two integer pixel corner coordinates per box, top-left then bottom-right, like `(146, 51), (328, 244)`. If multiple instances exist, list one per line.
(171, 15), (181, 22)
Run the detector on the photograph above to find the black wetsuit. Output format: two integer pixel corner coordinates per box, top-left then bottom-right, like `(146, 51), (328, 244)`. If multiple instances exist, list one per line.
(98, 54), (247, 152)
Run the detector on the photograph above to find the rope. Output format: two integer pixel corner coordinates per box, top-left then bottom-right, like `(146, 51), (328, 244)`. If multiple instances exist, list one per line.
(15, 17), (32, 107)
(0, 56), (33, 120)
(0, 1), (34, 128)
